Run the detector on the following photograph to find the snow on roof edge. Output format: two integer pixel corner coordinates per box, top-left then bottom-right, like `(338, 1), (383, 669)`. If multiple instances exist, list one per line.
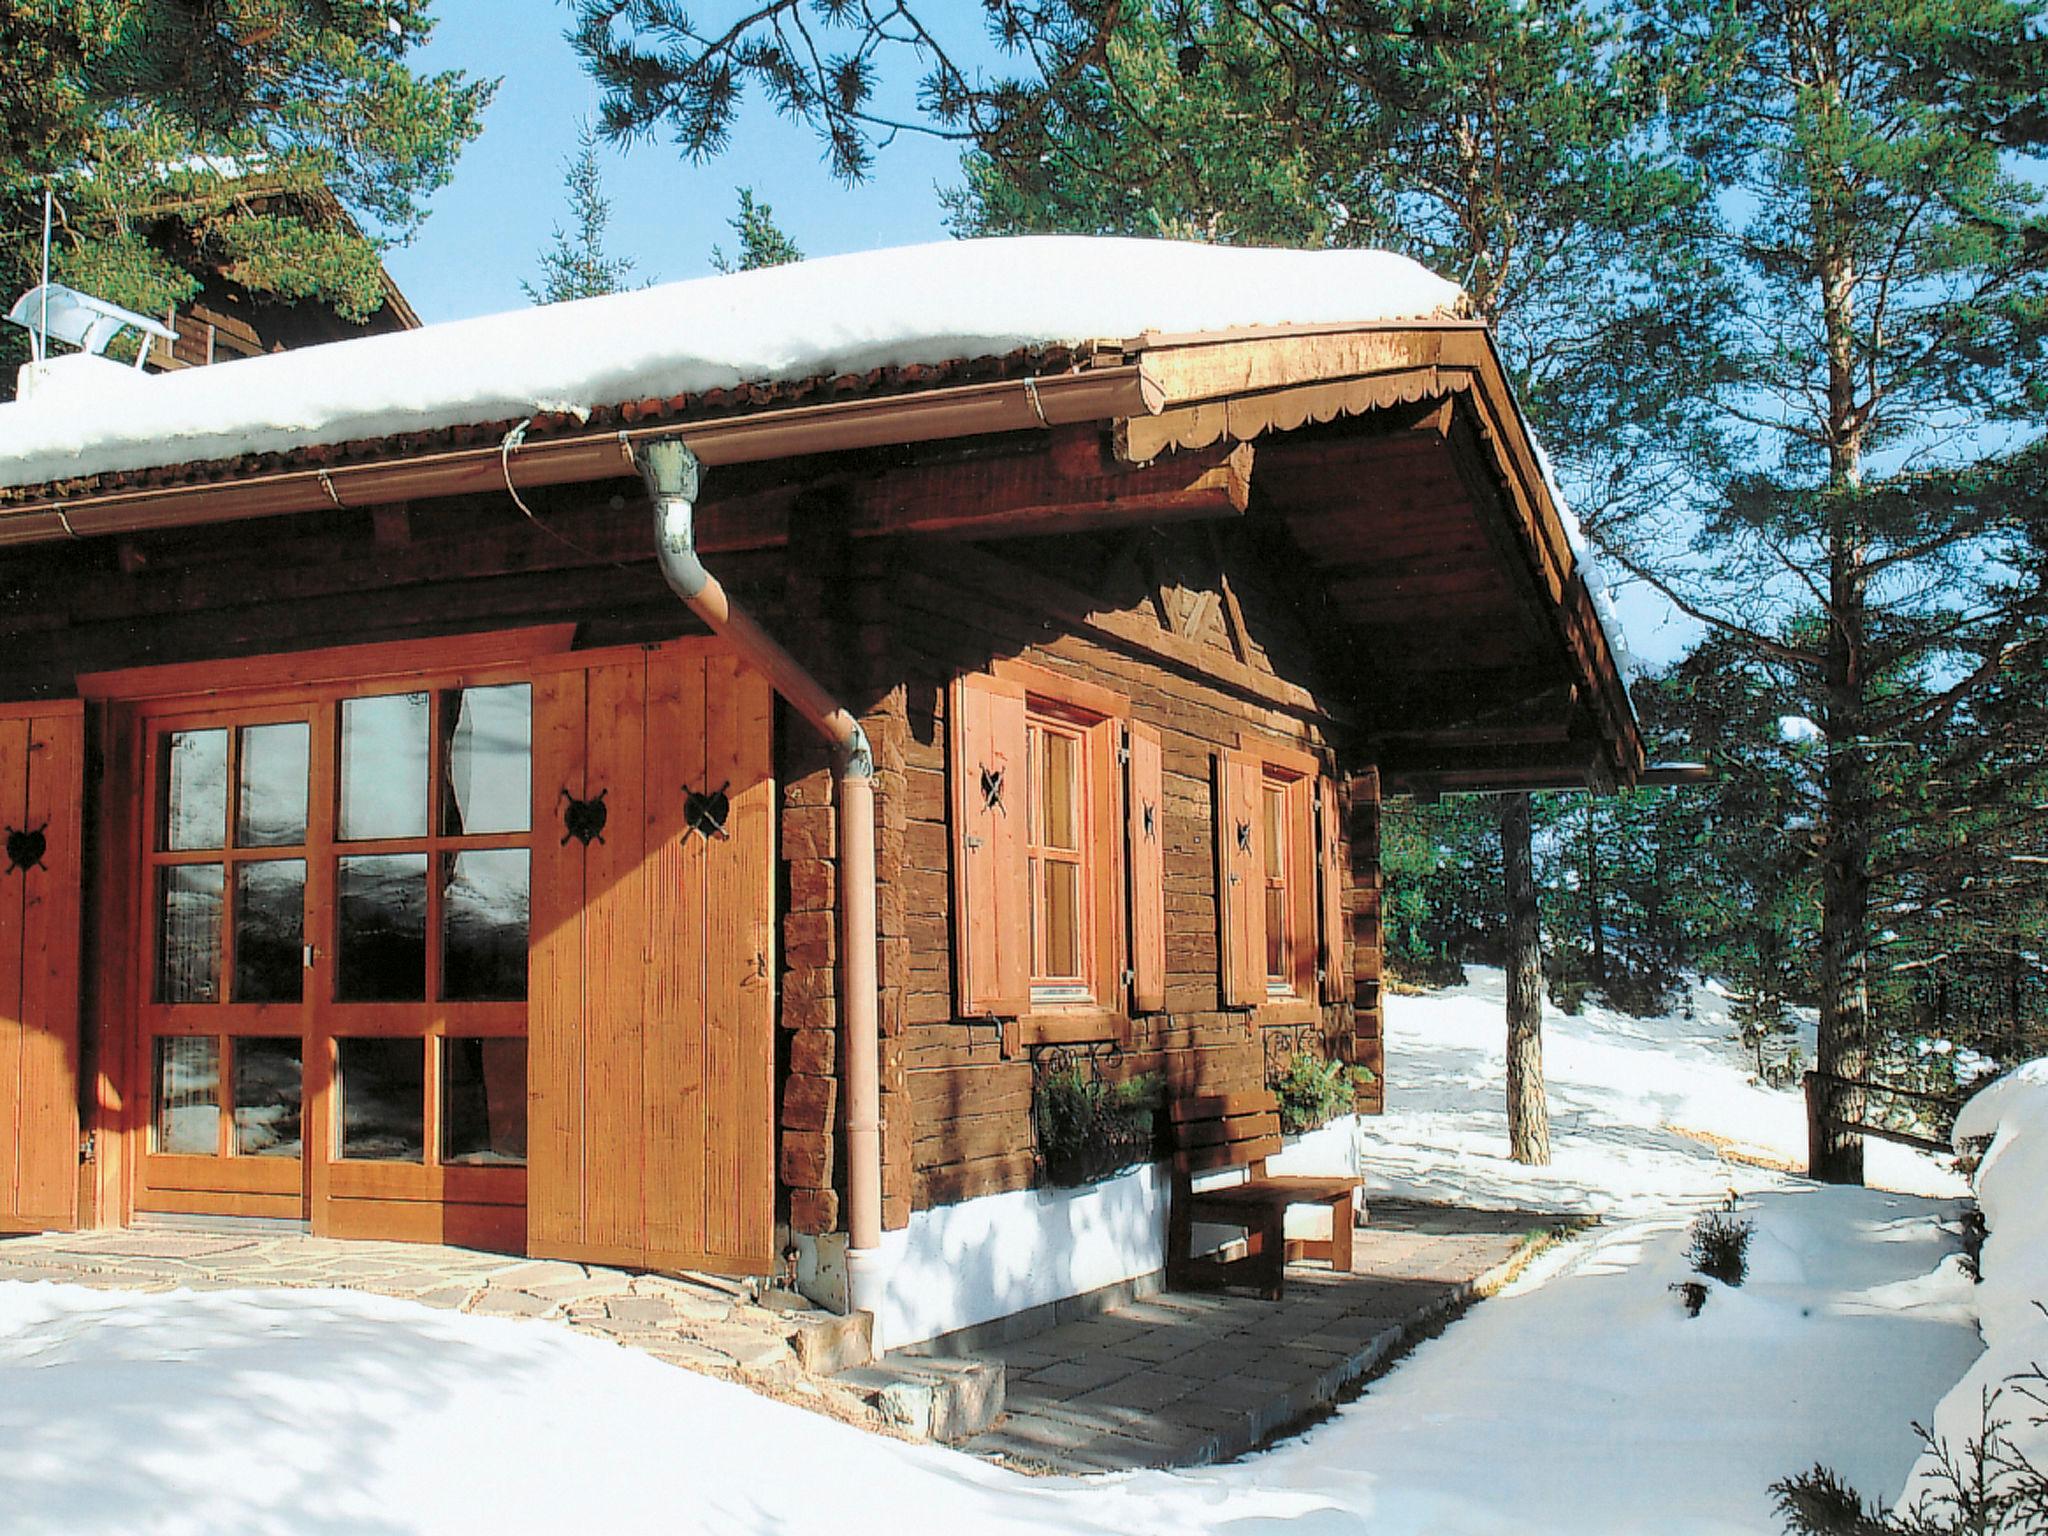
(0, 236), (1463, 493)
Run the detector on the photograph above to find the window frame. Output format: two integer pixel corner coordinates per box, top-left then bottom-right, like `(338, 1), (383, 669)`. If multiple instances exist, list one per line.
(990, 660), (1129, 1046)
(1238, 733), (1323, 1024)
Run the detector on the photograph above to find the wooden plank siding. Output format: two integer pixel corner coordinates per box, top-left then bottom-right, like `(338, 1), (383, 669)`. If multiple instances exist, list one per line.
(526, 642), (777, 1275)
(878, 529), (1381, 1214)
(0, 701), (84, 1233)
(0, 433), (1390, 1250)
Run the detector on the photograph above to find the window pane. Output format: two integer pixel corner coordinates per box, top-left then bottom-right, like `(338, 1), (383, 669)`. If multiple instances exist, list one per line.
(336, 854), (428, 1002)
(234, 860), (304, 1004)
(1267, 887), (1288, 980)
(1045, 859), (1081, 980)
(338, 1037), (425, 1162)
(154, 1036), (220, 1155)
(157, 864), (224, 1003)
(442, 1039), (527, 1165)
(160, 729), (227, 851)
(442, 850), (529, 1002)
(441, 684), (531, 836)
(1041, 729), (1079, 851)
(339, 693), (429, 841)
(237, 722), (309, 848)
(233, 1038), (303, 1158)
(1264, 784), (1287, 880)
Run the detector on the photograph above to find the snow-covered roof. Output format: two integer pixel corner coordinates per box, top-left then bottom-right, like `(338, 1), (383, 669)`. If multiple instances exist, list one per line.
(0, 236), (1462, 492)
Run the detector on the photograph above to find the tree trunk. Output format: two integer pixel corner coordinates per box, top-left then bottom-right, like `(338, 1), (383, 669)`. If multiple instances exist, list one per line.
(1585, 796), (1606, 988)
(1500, 791), (1550, 1165)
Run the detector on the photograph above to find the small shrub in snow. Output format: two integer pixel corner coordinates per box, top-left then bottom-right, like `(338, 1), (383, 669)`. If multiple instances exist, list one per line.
(1958, 1209), (1988, 1284)
(1670, 1279), (1709, 1318)
(1690, 1208), (1755, 1287)
(1773, 1382), (2048, 1534)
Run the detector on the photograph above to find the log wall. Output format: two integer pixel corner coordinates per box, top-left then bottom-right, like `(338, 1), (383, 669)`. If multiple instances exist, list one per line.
(0, 478), (1385, 1245)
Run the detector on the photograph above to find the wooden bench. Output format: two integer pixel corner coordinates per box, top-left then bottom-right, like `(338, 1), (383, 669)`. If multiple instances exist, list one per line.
(1165, 1090), (1363, 1301)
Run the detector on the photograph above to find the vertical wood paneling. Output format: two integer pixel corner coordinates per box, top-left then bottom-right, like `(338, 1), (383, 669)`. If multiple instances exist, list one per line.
(951, 673), (1029, 1017)
(1216, 748), (1265, 1008)
(0, 717), (28, 1224)
(17, 711), (82, 1227)
(527, 667), (588, 1251)
(525, 641), (776, 1275)
(85, 704), (137, 1227)
(1317, 775), (1347, 1004)
(1127, 722), (1166, 1014)
(717, 663), (775, 1265)
(581, 657), (647, 1252)
(702, 653), (746, 1260)
(642, 647), (707, 1257)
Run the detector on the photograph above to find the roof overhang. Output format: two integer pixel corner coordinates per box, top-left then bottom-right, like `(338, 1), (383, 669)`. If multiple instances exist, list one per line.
(0, 320), (1642, 789)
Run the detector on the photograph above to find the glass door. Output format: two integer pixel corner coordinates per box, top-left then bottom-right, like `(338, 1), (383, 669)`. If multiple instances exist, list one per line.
(314, 681), (531, 1242)
(137, 708), (314, 1219)
(135, 673), (533, 1244)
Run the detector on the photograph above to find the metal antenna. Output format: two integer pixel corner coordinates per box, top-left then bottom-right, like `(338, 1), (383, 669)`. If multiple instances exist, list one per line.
(36, 186), (51, 363)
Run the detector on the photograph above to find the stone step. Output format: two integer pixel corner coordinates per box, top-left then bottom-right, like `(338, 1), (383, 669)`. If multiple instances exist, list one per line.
(781, 1306), (875, 1375)
(839, 1355), (1006, 1444)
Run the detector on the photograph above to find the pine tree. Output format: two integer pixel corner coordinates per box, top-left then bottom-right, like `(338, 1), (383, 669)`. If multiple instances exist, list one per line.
(709, 188), (802, 274)
(525, 122), (638, 304)
(1605, 0), (2048, 1182)
(1, 2), (491, 381)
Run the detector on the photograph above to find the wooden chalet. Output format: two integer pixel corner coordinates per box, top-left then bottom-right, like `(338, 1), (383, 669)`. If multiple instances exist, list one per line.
(0, 239), (1639, 1348)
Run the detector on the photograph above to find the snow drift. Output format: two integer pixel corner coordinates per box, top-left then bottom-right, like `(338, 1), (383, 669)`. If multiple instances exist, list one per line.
(1896, 1061), (2048, 1520)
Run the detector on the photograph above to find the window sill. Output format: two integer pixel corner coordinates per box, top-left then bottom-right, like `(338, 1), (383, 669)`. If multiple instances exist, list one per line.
(1013, 1006), (1130, 1048)
(1251, 997), (1320, 1027)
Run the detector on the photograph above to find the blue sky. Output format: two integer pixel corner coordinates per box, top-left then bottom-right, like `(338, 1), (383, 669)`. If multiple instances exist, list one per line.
(386, 3), (1692, 673)
(384, 4), (982, 321)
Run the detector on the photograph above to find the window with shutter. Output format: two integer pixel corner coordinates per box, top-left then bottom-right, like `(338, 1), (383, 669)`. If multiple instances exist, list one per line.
(1222, 735), (1324, 1018)
(1318, 776), (1348, 1003)
(950, 672), (1031, 1019)
(1215, 747), (1265, 1009)
(1125, 722), (1165, 1014)
(953, 663), (1130, 1041)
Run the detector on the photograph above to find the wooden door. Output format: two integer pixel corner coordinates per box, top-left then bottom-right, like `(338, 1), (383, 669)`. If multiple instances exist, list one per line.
(528, 643), (777, 1276)
(0, 702), (83, 1233)
(131, 673), (534, 1248)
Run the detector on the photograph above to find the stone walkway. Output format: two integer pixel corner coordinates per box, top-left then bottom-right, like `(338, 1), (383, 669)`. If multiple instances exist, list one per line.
(0, 1223), (877, 1417)
(0, 1203), (1570, 1470)
(961, 1201), (1572, 1473)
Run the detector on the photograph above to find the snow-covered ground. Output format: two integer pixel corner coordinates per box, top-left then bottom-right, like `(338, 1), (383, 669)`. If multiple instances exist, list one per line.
(0, 974), (1989, 1535)
(1357, 967), (1964, 1213)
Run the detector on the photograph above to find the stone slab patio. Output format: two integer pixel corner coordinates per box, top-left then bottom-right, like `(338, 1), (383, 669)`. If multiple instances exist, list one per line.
(0, 1222), (880, 1419)
(958, 1200), (1573, 1474)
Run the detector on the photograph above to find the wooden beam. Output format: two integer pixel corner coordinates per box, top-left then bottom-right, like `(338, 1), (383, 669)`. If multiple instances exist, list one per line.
(854, 438), (1253, 539)
(370, 503), (413, 548)
(915, 542), (1353, 730)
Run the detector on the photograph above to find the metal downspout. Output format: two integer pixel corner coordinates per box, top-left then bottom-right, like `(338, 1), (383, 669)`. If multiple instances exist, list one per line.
(638, 441), (888, 1312)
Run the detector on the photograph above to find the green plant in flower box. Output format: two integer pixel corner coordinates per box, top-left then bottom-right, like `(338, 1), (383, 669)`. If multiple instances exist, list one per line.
(1033, 1066), (1163, 1187)
(1273, 1051), (1377, 1135)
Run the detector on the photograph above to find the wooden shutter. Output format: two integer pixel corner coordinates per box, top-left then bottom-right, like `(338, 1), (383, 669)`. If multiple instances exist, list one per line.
(1125, 722), (1166, 1014)
(1215, 747), (1265, 1009)
(0, 702), (83, 1233)
(1318, 776), (1348, 1003)
(951, 673), (1029, 1018)
(528, 642), (776, 1275)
